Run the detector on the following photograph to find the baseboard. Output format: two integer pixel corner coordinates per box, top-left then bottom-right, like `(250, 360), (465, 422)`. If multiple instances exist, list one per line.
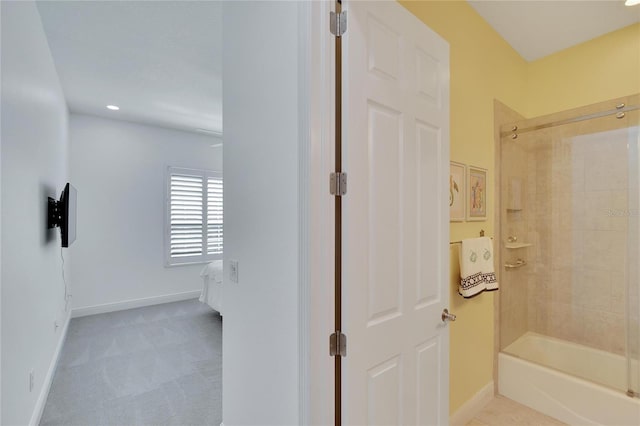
(450, 381), (495, 426)
(29, 311), (71, 426)
(71, 290), (201, 318)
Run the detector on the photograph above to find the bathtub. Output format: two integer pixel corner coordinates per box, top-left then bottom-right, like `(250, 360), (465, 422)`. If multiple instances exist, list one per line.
(499, 332), (640, 426)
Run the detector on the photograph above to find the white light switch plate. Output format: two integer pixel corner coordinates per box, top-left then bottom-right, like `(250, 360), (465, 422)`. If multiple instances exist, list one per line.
(229, 260), (239, 283)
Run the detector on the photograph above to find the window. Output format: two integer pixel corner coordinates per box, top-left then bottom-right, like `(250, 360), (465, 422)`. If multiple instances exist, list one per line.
(165, 167), (222, 266)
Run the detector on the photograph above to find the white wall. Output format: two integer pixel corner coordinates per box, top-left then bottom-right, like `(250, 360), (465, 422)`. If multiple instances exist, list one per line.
(0, 3), (3, 421)
(1, 3), (3, 422)
(1, 2), (70, 424)
(223, 2), (302, 424)
(69, 113), (221, 311)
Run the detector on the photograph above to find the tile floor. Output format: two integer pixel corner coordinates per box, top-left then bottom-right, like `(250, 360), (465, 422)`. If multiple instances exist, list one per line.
(467, 396), (566, 426)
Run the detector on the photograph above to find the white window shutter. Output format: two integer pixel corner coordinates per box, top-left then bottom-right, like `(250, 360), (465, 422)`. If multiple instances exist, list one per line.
(169, 174), (204, 259)
(207, 176), (223, 256)
(166, 167), (222, 265)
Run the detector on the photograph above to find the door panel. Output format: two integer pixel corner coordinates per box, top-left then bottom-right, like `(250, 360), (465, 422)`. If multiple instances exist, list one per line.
(416, 121), (442, 308)
(416, 337), (442, 425)
(367, 102), (402, 324)
(367, 17), (400, 80)
(344, 1), (450, 424)
(367, 356), (402, 425)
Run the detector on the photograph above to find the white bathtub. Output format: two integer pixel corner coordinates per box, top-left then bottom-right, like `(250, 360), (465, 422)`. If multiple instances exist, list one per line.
(500, 332), (640, 426)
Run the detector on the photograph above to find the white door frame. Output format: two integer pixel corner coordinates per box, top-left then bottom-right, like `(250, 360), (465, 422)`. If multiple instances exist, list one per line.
(301, 1), (336, 425)
(221, 1), (330, 423)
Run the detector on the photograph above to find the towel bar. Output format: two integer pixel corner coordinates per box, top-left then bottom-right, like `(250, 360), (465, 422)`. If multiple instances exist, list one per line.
(450, 229), (492, 245)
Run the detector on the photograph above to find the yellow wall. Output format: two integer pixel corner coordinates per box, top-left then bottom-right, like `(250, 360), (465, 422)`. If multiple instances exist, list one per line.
(526, 23), (640, 117)
(399, 0), (528, 414)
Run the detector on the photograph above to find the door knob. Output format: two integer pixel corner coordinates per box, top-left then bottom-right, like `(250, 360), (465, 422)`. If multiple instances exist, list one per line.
(442, 308), (456, 322)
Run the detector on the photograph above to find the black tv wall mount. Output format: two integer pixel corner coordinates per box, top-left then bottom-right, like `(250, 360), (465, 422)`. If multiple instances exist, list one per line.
(47, 197), (62, 229)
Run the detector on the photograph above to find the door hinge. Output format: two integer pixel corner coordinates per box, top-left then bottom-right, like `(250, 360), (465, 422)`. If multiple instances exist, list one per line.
(330, 11), (347, 37)
(330, 331), (347, 357)
(330, 172), (347, 196)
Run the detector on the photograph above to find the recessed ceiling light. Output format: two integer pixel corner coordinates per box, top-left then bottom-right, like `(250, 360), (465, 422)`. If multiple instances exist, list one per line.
(106, 105), (120, 111)
(625, 0), (640, 6)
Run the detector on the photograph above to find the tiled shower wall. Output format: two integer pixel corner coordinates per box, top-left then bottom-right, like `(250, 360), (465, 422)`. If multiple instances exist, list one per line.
(499, 136), (530, 349)
(501, 124), (631, 356)
(529, 129), (628, 355)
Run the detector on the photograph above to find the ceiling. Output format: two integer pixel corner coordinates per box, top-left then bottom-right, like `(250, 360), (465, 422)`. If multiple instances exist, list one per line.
(35, 1), (638, 133)
(36, 1), (222, 135)
(468, 0), (640, 61)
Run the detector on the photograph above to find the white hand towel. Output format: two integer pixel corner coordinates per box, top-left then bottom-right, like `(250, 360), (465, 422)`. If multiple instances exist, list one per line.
(459, 237), (498, 298)
(480, 238), (498, 291)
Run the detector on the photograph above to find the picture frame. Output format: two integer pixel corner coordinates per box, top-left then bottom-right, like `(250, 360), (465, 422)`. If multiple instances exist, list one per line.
(467, 166), (488, 221)
(449, 161), (466, 222)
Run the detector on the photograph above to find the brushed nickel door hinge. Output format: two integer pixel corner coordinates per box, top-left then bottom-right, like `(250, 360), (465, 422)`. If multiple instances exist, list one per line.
(330, 11), (347, 37)
(330, 172), (347, 196)
(330, 331), (347, 357)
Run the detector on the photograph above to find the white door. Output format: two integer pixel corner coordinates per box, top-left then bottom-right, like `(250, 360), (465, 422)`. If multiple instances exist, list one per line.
(343, 1), (450, 425)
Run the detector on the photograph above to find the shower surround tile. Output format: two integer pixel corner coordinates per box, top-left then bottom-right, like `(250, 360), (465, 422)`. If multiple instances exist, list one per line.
(501, 120), (631, 357)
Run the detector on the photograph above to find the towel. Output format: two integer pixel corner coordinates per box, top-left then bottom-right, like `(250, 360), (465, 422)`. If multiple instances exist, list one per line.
(458, 237), (498, 298)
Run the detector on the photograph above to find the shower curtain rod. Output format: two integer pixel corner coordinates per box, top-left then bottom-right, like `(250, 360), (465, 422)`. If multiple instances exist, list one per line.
(501, 103), (640, 139)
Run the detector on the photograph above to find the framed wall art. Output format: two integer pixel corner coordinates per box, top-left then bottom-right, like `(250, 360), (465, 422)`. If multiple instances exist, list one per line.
(467, 166), (487, 221)
(449, 162), (466, 222)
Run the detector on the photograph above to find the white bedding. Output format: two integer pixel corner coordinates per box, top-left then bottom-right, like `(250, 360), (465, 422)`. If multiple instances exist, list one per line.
(199, 260), (223, 315)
